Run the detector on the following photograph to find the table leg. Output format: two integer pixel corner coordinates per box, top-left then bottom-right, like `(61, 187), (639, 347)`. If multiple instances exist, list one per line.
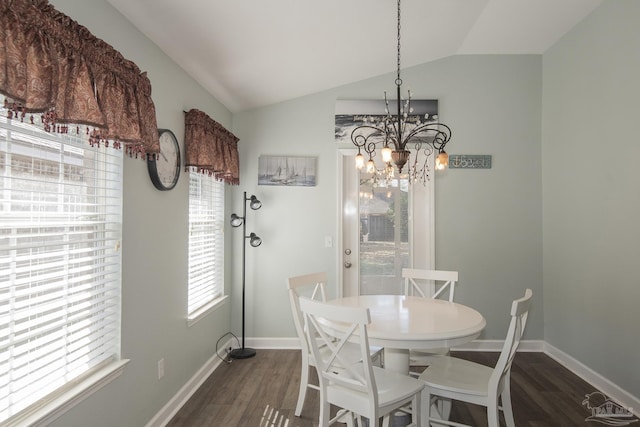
(383, 348), (410, 374)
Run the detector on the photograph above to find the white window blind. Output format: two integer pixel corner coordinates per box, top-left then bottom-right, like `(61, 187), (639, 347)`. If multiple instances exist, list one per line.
(0, 115), (123, 423)
(188, 171), (224, 318)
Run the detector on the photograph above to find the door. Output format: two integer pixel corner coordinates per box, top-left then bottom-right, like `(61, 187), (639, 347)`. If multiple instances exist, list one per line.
(338, 150), (435, 297)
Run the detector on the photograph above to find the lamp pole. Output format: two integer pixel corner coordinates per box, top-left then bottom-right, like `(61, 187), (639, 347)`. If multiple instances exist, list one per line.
(230, 192), (259, 359)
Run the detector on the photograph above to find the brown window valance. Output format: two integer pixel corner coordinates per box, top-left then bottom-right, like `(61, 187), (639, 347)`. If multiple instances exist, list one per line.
(0, 0), (159, 156)
(184, 109), (239, 185)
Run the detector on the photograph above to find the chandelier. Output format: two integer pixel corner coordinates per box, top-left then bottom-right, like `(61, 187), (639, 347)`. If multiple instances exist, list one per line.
(351, 0), (452, 185)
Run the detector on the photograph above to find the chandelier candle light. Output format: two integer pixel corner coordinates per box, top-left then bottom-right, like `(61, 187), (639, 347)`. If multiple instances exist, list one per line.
(351, 0), (453, 185)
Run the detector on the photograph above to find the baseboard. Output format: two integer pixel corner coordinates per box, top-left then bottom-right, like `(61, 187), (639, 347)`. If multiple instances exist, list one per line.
(543, 342), (640, 417)
(247, 338), (548, 352)
(148, 338), (639, 424)
(451, 339), (545, 352)
(246, 336), (301, 349)
(145, 339), (232, 427)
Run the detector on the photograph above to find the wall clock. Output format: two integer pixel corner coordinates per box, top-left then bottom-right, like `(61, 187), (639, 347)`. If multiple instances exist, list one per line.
(147, 128), (180, 191)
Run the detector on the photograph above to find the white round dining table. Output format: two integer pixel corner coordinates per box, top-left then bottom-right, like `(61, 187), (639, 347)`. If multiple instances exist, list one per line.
(326, 294), (486, 374)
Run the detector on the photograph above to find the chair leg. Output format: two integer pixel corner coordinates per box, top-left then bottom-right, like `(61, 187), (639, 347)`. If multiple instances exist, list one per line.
(345, 417), (355, 427)
(332, 409), (357, 427)
(501, 381), (516, 427)
(295, 363), (309, 416)
(413, 393), (421, 427)
(421, 390), (431, 427)
(437, 398), (452, 421)
(319, 398), (330, 427)
(487, 394), (500, 427)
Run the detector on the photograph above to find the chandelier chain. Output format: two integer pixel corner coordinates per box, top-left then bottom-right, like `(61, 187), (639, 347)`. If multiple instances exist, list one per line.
(396, 0), (402, 85)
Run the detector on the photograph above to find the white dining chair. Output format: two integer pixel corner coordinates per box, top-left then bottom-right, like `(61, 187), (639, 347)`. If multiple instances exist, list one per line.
(402, 268), (459, 373)
(402, 268), (459, 302)
(286, 272), (382, 417)
(300, 297), (425, 427)
(419, 289), (533, 427)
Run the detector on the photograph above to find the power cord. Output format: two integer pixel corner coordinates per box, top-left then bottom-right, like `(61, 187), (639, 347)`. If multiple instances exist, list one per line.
(216, 332), (241, 364)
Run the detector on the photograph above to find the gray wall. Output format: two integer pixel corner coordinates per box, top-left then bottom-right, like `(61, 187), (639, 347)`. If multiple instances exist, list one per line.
(48, 1), (234, 426)
(36, 0), (640, 425)
(542, 0), (640, 399)
(232, 54), (544, 342)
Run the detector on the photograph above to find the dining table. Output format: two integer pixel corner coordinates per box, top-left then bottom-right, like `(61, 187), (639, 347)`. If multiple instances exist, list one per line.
(325, 294), (486, 374)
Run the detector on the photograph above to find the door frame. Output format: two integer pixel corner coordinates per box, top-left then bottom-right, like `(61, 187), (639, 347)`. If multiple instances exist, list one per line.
(336, 148), (436, 297)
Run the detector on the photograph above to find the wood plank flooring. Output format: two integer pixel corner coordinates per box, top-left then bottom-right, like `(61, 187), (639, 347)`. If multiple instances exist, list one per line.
(166, 350), (602, 426)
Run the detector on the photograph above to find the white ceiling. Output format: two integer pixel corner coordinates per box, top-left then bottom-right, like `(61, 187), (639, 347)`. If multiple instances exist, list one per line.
(105, 0), (603, 113)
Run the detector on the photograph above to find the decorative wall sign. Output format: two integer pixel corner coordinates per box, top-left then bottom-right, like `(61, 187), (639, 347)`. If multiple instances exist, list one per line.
(258, 155), (317, 186)
(449, 155), (492, 169)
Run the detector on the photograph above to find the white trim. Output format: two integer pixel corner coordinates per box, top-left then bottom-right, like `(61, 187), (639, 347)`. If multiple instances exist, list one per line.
(246, 337), (302, 350)
(451, 339), (546, 352)
(187, 295), (229, 327)
(335, 149), (350, 298)
(8, 359), (130, 427)
(246, 338), (548, 352)
(544, 342), (640, 417)
(145, 339), (233, 427)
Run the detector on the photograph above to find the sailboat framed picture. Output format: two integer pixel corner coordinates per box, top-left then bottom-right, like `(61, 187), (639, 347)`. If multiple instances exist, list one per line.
(258, 155), (317, 186)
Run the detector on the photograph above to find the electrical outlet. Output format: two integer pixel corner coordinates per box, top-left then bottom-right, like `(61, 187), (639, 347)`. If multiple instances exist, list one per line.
(157, 358), (165, 379)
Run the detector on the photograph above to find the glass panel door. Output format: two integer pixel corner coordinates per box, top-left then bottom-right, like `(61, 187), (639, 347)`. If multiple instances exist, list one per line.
(359, 176), (409, 295)
(339, 150), (435, 297)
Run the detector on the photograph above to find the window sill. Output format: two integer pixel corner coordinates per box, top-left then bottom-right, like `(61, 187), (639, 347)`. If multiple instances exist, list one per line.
(8, 359), (130, 427)
(187, 295), (229, 327)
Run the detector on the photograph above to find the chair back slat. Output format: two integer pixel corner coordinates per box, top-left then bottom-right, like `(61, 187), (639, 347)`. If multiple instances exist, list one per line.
(287, 272), (328, 355)
(402, 268), (459, 302)
(489, 288), (533, 392)
(300, 298), (377, 402)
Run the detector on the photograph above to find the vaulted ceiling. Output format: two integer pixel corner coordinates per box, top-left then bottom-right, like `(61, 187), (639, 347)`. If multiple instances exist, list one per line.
(105, 0), (603, 112)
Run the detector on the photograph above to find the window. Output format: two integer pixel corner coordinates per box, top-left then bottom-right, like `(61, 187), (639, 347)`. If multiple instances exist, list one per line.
(0, 115), (123, 423)
(187, 172), (225, 321)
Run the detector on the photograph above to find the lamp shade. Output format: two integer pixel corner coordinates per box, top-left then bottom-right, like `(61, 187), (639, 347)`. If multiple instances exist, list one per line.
(249, 232), (262, 247)
(249, 195), (262, 210)
(230, 213), (243, 227)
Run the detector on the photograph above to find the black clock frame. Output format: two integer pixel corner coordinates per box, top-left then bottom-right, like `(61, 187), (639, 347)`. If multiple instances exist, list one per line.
(147, 128), (180, 191)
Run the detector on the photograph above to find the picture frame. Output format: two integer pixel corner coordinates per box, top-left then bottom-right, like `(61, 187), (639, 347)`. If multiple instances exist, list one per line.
(258, 155), (317, 186)
(335, 99), (439, 144)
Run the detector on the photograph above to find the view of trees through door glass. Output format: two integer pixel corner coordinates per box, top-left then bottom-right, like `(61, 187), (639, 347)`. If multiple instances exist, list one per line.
(359, 174), (409, 295)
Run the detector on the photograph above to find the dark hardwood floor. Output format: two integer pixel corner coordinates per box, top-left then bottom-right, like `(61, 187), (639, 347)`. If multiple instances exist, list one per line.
(166, 350), (601, 426)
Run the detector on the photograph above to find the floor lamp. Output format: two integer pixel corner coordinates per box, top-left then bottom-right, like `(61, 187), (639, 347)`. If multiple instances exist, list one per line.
(229, 192), (262, 359)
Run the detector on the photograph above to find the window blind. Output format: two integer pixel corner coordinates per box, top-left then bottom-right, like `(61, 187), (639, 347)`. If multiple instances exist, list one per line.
(188, 172), (224, 317)
(0, 115), (123, 422)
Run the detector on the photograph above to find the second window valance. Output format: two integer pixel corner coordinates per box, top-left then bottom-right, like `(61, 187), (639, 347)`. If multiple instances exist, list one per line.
(184, 109), (239, 185)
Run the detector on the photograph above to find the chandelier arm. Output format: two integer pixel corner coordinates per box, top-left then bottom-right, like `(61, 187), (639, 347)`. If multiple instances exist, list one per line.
(403, 123), (452, 151)
(365, 142), (378, 159)
(351, 125), (387, 149)
(403, 122), (452, 140)
(431, 127), (453, 151)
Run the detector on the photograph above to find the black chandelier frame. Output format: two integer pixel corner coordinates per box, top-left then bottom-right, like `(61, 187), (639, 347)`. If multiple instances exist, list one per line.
(350, 0), (453, 185)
